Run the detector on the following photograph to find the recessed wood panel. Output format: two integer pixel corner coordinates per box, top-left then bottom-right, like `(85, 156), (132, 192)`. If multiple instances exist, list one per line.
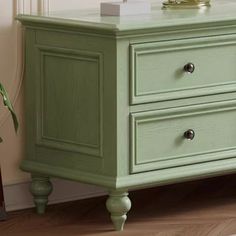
(37, 47), (103, 157)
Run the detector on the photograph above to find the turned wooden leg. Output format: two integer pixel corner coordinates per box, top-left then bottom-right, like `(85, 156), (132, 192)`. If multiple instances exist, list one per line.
(30, 174), (53, 215)
(106, 190), (131, 231)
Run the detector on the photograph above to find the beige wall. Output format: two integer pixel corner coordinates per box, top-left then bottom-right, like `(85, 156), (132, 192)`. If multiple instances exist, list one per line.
(0, 0), (27, 185)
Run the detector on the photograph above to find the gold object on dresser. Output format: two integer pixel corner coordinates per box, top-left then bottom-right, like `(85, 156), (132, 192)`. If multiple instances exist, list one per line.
(163, 0), (211, 9)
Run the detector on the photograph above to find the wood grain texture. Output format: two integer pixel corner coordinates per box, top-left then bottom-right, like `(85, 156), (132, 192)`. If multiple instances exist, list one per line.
(2, 175), (236, 236)
(130, 35), (236, 104)
(38, 46), (102, 157)
(131, 100), (236, 173)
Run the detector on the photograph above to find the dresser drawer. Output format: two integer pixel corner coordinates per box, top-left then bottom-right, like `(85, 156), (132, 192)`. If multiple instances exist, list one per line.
(130, 35), (236, 105)
(130, 100), (236, 173)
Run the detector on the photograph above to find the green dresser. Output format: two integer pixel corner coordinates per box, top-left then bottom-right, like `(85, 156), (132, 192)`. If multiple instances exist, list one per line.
(17, 0), (236, 231)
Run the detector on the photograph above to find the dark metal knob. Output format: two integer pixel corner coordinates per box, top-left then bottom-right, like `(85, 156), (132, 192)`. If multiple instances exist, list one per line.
(184, 63), (195, 73)
(184, 129), (195, 140)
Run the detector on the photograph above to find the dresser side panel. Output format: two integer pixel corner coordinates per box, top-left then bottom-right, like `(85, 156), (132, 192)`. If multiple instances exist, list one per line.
(23, 26), (118, 178)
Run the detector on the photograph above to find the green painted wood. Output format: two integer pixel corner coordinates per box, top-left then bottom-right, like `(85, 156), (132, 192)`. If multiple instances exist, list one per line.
(21, 159), (117, 188)
(21, 155), (236, 190)
(23, 28), (118, 177)
(106, 190), (131, 231)
(115, 38), (131, 178)
(130, 35), (236, 104)
(38, 46), (102, 157)
(116, 157), (236, 189)
(16, 0), (236, 230)
(30, 174), (53, 215)
(24, 29), (37, 163)
(131, 99), (236, 173)
(129, 92), (236, 114)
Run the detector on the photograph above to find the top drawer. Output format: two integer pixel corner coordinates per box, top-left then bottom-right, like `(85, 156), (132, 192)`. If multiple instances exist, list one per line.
(130, 35), (236, 105)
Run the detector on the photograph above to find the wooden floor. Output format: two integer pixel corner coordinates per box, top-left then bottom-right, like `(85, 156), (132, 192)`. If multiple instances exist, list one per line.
(2, 175), (236, 236)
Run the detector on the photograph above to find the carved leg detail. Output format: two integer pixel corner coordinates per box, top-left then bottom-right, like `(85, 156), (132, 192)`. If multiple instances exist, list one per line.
(30, 174), (53, 215)
(106, 190), (131, 231)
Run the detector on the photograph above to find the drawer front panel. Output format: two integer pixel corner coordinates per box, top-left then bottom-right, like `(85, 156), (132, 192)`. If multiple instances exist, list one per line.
(130, 35), (236, 105)
(131, 100), (236, 173)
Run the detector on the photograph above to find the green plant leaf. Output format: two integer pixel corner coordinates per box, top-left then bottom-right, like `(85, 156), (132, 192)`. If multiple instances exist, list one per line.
(0, 83), (18, 133)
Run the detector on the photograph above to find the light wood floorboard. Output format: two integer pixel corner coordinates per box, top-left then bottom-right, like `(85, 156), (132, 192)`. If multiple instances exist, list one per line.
(1, 175), (236, 236)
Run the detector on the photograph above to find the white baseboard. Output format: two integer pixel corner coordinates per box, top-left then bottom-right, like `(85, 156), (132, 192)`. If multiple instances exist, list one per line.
(3, 179), (107, 212)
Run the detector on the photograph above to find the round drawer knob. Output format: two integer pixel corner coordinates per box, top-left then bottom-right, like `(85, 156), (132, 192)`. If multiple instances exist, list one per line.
(184, 129), (195, 140)
(184, 63), (195, 73)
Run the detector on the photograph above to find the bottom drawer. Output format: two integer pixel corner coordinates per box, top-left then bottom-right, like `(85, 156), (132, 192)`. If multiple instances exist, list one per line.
(130, 100), (236, 173)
